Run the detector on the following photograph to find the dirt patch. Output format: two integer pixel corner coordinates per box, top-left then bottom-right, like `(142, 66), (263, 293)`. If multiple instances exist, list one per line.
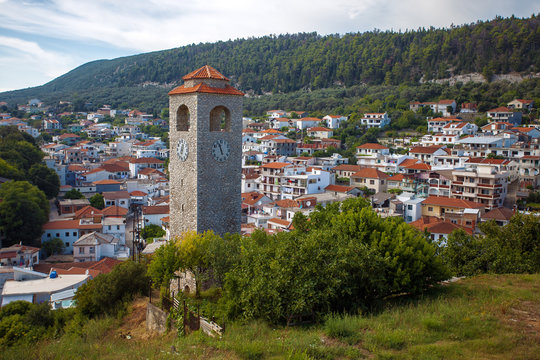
(320, 334), (374, 359)
(116, 296), (165, 341)
(505, 300), (540, 341)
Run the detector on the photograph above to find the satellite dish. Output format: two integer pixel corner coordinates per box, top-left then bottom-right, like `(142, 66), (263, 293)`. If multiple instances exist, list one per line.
(306, 201), (311, 206)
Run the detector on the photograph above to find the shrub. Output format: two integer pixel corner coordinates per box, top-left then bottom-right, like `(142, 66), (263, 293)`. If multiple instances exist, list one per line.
(75, 261), (149, 318)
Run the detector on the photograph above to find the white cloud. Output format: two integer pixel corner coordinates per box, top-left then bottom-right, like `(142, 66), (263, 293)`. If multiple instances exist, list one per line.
(0, 0), (538, 91)
(0, 35), (75, 89)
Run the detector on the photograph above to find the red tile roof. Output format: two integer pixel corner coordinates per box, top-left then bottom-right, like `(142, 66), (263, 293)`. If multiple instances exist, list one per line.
(182, 65), (229, 81)
(130, 191), (148, 196)
(268, 217), (292, 228)
(103, 191), (130, 200)
(92, 179), (121, 185)
(308, 126), (332, 132)
(409, 145), (444, 154)
(405, 162), (431, 170)
(422, 196), (484, 209)
(410, 216), (472, 234)
(129, 157), (164, 164)
(357, 143), (388, 150)
(324, 184), (354, 192)
(241, 192), (266, 206)
(168, 83), (244, 96)
(332, 164), (362, 172)
(351, 168), (390, 179)
(488, 106), (512, 113)
(142, 205), (169, 215)
(102, 205), (128, 217)
(466, 157), (510, 165)
(74, 205), (102, 219)
(482, 207), (514, 221)
(261, 162), (291, 169)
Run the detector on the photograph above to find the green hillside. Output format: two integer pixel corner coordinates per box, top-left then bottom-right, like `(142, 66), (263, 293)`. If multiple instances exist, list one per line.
(0, 15), (538, 112)
(2, 274), (539, 360)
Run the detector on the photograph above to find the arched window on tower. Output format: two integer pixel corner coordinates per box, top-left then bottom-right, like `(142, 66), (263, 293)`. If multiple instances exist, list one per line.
(209, 106), (231, 132)
(176, 105), (189, 131)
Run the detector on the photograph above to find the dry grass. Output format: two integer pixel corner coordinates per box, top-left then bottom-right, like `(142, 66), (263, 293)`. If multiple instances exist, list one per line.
(1, 274), (539, 360)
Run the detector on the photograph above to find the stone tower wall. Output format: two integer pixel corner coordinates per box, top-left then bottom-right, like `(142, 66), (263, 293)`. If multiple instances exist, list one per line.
(169, 87), (243, 238)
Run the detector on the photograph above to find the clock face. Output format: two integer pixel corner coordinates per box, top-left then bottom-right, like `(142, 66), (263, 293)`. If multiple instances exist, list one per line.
(212, 139), (230, 162)
(176, 139), (188, 161)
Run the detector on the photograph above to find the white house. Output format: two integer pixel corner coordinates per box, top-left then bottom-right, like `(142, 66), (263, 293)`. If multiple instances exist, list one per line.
(73, 232), (127, 262)
(142, 205), (169, 226)
(360, 113), (391, 128)
(322, 115), (347, 129)
(1, 270), (90, 307)
(294, 117), (323, 130)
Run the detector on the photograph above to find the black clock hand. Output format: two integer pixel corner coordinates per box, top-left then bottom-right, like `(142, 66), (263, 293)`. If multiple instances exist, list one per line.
(218, 144), (223, 155)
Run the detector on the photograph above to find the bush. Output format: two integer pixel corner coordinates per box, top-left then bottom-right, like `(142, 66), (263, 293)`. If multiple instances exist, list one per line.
(75, 261), (149, 318)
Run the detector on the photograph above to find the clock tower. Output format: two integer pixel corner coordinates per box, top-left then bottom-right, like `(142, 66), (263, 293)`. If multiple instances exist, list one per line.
(168, 65), (244, 237)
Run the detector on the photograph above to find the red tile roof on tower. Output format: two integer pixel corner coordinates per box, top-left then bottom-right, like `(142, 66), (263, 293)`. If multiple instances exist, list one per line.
(351, 168), (390, 179)
(168, 82), (244, 96)
(182, 65), (230, 81)
(357, 143), (388, 150)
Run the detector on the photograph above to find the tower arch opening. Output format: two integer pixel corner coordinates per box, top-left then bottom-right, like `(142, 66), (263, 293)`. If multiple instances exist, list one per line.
(209, 106), (231, 132)
(176, 105), (190, 131)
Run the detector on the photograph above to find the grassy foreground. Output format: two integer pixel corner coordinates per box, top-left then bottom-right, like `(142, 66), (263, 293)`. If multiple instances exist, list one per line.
(1, 274), (539, 360)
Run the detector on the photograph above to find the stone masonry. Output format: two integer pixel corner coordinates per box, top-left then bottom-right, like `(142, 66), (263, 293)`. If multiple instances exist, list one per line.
(168, 66), (243, 237)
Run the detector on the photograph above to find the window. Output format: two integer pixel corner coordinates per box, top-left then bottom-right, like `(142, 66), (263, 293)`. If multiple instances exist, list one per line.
(176, 105), (190, 131)
(56, 233), (60, 238)
(65, 242), (69, 247)
(117, 225), (120, 230)
(370, 180), (375, 185)
(108, 225), (112, 230)
(47, 233), (51, 238)
(65, 232), (69, 237)
(79, 247), (85, 254)
(428, 207), (433, 212)
(407, 205), (413, 210)
(209, 106), (231, 132)
(89, 247), (95, 254)
(73, 232), (77, 236)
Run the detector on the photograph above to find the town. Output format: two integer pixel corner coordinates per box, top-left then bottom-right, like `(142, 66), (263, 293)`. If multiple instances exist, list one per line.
(0, 90), (538, 307)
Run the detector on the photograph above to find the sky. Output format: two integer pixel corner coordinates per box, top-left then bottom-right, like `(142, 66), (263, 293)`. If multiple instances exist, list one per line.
(0, 0), (539, 92)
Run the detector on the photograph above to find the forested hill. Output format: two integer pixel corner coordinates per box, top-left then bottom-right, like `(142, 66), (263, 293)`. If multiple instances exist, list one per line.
(1, 15), (538, 108)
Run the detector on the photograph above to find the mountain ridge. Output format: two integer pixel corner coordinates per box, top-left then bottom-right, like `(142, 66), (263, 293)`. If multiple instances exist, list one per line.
(0, 15), (538, 111)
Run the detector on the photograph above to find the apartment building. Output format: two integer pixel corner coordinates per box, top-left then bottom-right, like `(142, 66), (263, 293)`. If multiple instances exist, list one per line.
(450, 158), (516, 209)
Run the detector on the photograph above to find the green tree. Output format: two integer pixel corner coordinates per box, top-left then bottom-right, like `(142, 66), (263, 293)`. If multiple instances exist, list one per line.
(89, 193), (105, 209)
(63, 189), (85, 200)
(140, 224), (165, 240)
(0, 181), (49, 246)
(147, 241), (180, 288)
(28, 163), (60, 199)
(75, 261), (148, 318)
(42, 237), (65, 257)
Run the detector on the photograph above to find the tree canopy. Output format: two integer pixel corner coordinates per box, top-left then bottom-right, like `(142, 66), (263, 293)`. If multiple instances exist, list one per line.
(0, 181), (49, 246)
